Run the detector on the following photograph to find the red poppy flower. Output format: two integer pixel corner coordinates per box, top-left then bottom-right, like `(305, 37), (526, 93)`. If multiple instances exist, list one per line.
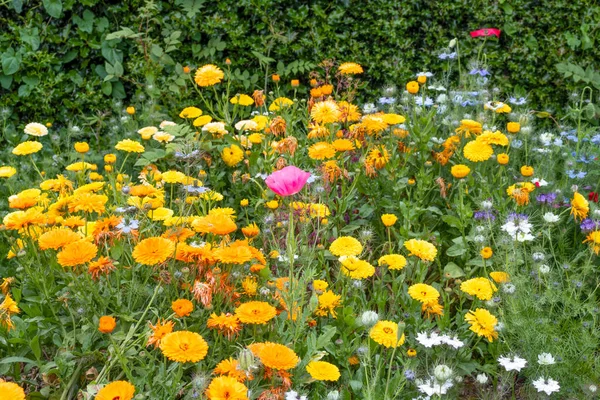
(588, 192), (599, 203)
(470, 28), (501, 38)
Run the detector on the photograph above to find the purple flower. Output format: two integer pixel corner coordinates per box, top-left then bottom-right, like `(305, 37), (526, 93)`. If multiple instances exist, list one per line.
(580, 219), (600, 232)
(536, 192), (557, 205)
(474, 210), (496, 221)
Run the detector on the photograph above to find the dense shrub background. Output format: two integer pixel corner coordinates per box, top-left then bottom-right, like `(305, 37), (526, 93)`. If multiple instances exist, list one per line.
(0, 0), (598, 133)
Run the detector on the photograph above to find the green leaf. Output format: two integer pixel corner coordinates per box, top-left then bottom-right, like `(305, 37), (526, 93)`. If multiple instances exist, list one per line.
(2, 52), (21, 75)
(43, 0), (62, 18)
(444, 262), (465, 278)
(12, 0), (23, 13)
(316, 326), (337, 350)
(30, 336), (41, 360)
(0, 74), (13, 89)
(446, 242), (467, 257)
(101, 81), (112, 95)
(0, 356), (36, 365)
(442, 215), (462, 229)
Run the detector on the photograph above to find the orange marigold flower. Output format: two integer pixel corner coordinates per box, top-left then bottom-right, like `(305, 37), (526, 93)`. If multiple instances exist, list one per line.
(88, 256), (116, 279)
(95, 381), (135, 400)
(235, 301), (277, 324)
(57, 240), (98, 267)
(214, 358), (248, 382)
(160, 331), (209, 362)
(132, 237), (175, 265)
(250, 342), (299, 370)
(98, 315), (116, 333)
(205, 376), (248, 400)
(147, 319), (174, 348)
(207, 313), (243, 340)
(38, 227), (81, 250)
(172, 299), (194, 317)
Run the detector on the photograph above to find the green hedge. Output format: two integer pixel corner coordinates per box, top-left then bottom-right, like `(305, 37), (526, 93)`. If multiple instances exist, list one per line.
(0, 0), (598, 129)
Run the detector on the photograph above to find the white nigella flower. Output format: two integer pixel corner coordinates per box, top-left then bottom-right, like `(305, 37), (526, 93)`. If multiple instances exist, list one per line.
(516, 232), (535, 242)
(539, 132), (554, 146)
(284, 390), (308, 400)
(433, 365), (453, 381)
(416, 331), (443, 348)
(532, 377), (560, 395)
(476, 374), (489, 384)
(531, 178), (548, 187)
(473, 235), (485, 243)
(538, 264), (550, 274)
(481, 200), (493, 209)
(360, 311), (379, 327)
(532, 252), (545, 261)
(503, 283), (516, 294)
(543, 212), (560, 223)
(589, 384), (597, 393)
(498, 355), (527, 372)
(418, 378), (454, 396)
(537, 353), (556, 365)
(439, 334), (464, 349)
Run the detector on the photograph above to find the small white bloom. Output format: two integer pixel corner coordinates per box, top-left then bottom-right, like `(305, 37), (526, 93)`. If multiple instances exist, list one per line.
(539, 264), (550, 274)
(433, 365), (453, 381)
(159, 120), (177, 128)
(589, 384), (597, 393)
(537, 353), (555, 365)
(532, 252), (546, 261)
(532, 377), (560, 395)
(516, 232), (535, 242)
(439, 334), (464, 349)
(539, 132), (554, 146)
(476, 226), (486, 233)
(418, 378), (453, 396)
(503, 283), (516, 294)
(360, 311), (379, 327)
(473, 235), (485, 243)
(543, 212), (560, 223)
(498, 355), (527, 372)
(481, 200), (493, 209)
(531, 178), (548, 187)
(416, 331), (443, 348)
(476, 374), (488, 384)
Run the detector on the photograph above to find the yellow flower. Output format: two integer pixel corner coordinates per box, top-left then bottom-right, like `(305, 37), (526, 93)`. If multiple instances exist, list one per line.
(115, 139), (144, 153)
(268, 97), (294, 111)
(477, 130), (509, 146)
(74, 142), (89, 153)
(497, 153), (509, 165)
(265, 200), (279, 209)
(507, 122), (521, 133)
(12, 141), (43, 156)
(240, 199), (249, 207)
(230, 94), (254, 106)
(202, 122), (228, 137)
(451, 164), (470, 179)
(306, 361), (341, 381)
(460, 277), (497, 300)
(571, 192), (589, 221)
(404, 239), (437, 261)
(312, 279), (328, 292)
(250, 342), (300, 370)
(132, 237), (175, 265)
(222, 145), (244, 167)
(162, 170), (186, 184)
(584, 231), (600, 255)
(382, 113), (406, 125)
(406, 81), (419, 94)
(480, 247), (493, 259)
(0, 166), (17, 178)
(95, 381), (135, 400)
(160, 331), (209, 362)
(179, 107), (202, 118)
(205, 376), (248, 400)
(338, 62), (363, 75)
(308, 142), (336, 160)
(369, 320), (406, 348)
(520, 165), (534, 177)
(315, 290), (341, 318)
(311, 100), (341, 124)
(193, 115), (213, 127)
(490, 271), (510, 283)
(329, 236), (362, 257)
(126, 106), (135, 115)
(378, 254), (407, 270)
(138, 126), (158, 139)
(24, 122), (48, 137)
(455, 119), (482, 137)
(0, 382), (25, 399)
(153, 131), (175, 143)
(235, 301), (277, 324)
(465, 308), (498, 342)
(463, 140), (493, 162)
(408, 283), (440, 303)
(332, 138), (355, 152)
(195, 64), (224, 87)
(339, 256), (375, 279)
(148, 207), (174, 221)
(381, 213), (397, 227)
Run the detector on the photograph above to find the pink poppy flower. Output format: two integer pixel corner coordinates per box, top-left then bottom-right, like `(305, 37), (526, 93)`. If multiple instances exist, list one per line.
(265, 166), (311, 197)
(470, 28), (501, 38)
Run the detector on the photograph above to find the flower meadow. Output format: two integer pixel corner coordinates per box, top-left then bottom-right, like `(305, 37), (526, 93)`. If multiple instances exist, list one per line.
(1, 52), (600, 400)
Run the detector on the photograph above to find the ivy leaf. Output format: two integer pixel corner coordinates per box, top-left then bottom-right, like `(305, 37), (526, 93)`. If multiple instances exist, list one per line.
(2, 50), (21, 75)
(43, 0), (62, 18)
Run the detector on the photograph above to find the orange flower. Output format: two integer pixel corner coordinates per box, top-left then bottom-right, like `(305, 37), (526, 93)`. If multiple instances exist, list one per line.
(160, 331), (209, 362)
(207, 313), (243, 340)
(132, 237), (175, 265)
(88, 257), (116, 279)
(235, 301), (277, 324)
(147, 319), (174, 348)
(38, 227), (81, 250)
(56, 240), (98, 267)
(98, 316), (116, 333)
(172, 299), (194, 317)
(250, 342), (299, 370)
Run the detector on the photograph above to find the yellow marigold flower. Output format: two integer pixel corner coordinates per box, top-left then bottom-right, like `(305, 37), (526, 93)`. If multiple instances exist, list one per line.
(480, 247), (493, 259)
(497, 153), (509, 165)
(195, 64), (224, 87)
(338, 62), (363, 75)
(311, 100), (341, 124)
(230, 94), (254, 106)
(406, 81), (419, 94)
(0, 166), (17, 178)
(315, 290), (341, 318)
(329, 236), (363, 257)
(38, 227), (81, 250)
(179, 106), (202, 118)
(381, 213), (397, 227)
(332, 138), (355, 152)
(148, 207), (174, 221)
(338, 101), (361, 122)
(207, 313), (242, 340)
(251, 342), (299, 370)
(584, 231), (600, 255)
(460, 277), (497, 300)
(146, 319), (174, 349)
(339, 256), (375, 279)
(520, 165), (534, 177)
(465, 308), (498, 342)
(382, 113), (406, 125)
(205, 376), (248, 400)
(378, 254), (407, 270)
(312, 279), (328, 292)
(57, 240), (98, 267)
(476, 130), (509, 146)
(369, 320), (406, 348)
(408, 283), (440, 303)
(12, 141), (43, 156)
(213, 358), (247, 382)
(463, 140), (493, 162)
(306, 361), (341, 381)
(132, 237), (175, 265)
(0, 293), (19, 315)
(126, 106), (135, 115)
(455, 119), (482, 137)
(153, 131), (175, 143)
(366, 146), (389, 169)
(172, 298), (194, 317)
(451, 164), (470, 179)
(407, 348), (417, 357)
(507, 122), (520, 133)
(0, 382), (25, 399)
(308, 142), (336, 160)
(160, 331), (209, 362)
(269, 97), (294, 112)
(138, 126), (158, 140)
(490, 271), (510, 283)
(193, 115), (213, 127)
(404, 239), (437, 261)
(95, 381), (135, 400)
(240, 199), (249, 207)
(160, 170), (184, 184)
(422, 300), (444, 318)
(74, 142), (89, 153)
(241, 222), (260, 238)
(265, 199), (279, 209)
(115, 139), (144, 153)
(235, 301), (277, 324)
(98, 315), (116, 333)
(203, 122), (228, 137)
(222, 144), (244, 167)
(362, 114), (388, 134)
(571, 192), (589, 221)
(252, 115), (270, 130)
(24, 122), (48, 137)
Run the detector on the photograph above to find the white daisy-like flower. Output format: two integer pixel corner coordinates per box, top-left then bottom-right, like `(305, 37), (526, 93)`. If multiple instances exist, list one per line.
(418, 378), (453, 396)
(532, 377), (560, 395)
(498, 355), (527, 372)
(476, 374), (488, 384)
(543, 212), (560, 223)
(531, 178), (548, 187)
(539, 264), (550, 274)
(537, 353), (556, 365)
(24, 122), (48, 137)
(439, 334), (464, 349)
(416, 331), (443, 348)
